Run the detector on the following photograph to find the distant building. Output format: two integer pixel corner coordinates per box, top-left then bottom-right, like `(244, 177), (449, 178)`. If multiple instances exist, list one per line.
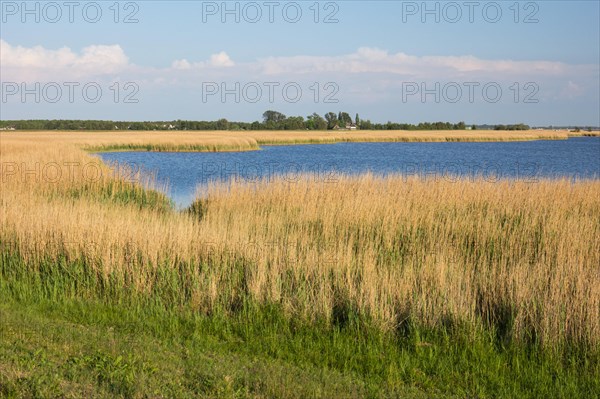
(334, 123), (358, 131)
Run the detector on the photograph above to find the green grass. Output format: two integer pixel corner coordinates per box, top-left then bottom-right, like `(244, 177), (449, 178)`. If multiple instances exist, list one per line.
(1, 249), (598, 398)
(63, 179), (174, 213)
(85, 143), (260, 153)
(253, 136), (566, 146)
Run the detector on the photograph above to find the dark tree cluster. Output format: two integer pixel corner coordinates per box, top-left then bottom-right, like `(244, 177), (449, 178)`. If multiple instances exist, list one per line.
(493, 124), (530, 131)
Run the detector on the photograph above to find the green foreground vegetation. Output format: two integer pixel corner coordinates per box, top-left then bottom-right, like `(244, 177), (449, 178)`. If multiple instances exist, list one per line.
(1, 240), (598, 398)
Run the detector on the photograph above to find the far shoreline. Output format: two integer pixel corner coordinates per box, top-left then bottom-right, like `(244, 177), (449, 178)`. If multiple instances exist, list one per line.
(4, 129), (597, 154)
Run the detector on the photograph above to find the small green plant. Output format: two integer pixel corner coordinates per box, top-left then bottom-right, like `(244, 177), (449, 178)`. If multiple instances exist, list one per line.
(66, 351), (156, 397)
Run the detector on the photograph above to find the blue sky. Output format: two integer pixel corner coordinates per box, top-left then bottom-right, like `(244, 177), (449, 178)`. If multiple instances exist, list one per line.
(1, 1), (599, 125)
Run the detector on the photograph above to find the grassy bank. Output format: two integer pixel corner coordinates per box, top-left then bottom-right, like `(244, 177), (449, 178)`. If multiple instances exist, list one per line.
(1, 136), (599, 397)
(1, 286), (598, 398)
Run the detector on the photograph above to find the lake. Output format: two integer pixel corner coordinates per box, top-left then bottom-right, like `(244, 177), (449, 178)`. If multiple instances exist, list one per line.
(99, 137), (600, 208)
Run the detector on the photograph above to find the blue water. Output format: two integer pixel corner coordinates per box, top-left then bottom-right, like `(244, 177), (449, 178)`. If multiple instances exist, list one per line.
(99, 137), (600, 208)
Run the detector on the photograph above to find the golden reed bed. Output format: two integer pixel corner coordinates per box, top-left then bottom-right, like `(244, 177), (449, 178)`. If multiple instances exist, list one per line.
(0, 129), (581, 153)
(1, 132), (599, 353)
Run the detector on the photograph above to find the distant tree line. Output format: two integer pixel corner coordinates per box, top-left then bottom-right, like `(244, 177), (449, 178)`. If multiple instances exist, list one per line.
(570, 127), (594, 133)
(493, 124), (530, 131)
(0, 111), (491, 132)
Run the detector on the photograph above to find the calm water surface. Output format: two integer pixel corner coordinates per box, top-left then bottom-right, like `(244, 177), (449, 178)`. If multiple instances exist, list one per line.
(99, 137), (600, 208)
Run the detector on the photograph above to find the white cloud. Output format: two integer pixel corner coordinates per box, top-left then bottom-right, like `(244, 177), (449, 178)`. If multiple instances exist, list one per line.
(171, 51), (234, 70)
(209, 51), (234, 67)
(73, 44), (129, 73)
(171, 59), (192, 70)
(560, 81), (586, 99)
(257, 47), (578, 78)
(0, 39), (129, 81)
(1, 40), (595, 99)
